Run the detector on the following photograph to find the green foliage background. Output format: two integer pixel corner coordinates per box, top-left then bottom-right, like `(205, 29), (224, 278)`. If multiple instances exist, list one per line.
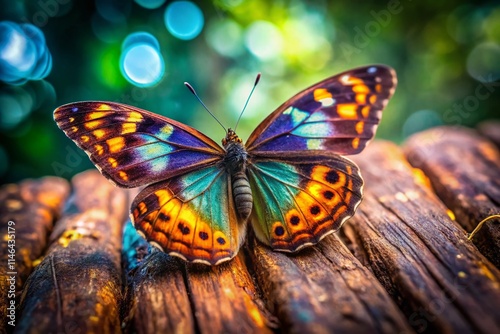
(0, 0), (499, 184)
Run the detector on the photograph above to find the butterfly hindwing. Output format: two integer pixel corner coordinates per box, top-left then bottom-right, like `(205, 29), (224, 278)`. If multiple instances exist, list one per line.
(131, 165), (246, 265)
(246, 65), (397, 156)
(54, 101), (224, 188)
(247, 153), (363, 251)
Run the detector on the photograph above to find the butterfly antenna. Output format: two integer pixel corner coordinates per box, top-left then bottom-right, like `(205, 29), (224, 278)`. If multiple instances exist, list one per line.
(184, 82), (227, 133)
(234, 73), (261, 132)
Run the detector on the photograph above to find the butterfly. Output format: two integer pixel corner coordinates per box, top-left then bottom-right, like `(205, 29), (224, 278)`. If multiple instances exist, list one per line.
(54, 65), (397, 265)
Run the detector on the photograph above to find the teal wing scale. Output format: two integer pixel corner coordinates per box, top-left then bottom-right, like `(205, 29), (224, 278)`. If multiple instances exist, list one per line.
(131, 165), (246, 265)
(247, 153), (363, 251)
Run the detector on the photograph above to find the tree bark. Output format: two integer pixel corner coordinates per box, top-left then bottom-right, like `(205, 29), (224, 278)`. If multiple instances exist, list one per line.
(0, 177), (69, 332)
(343, 140), (500, 334)
(17, 171), (128, 334)
(250, 232), (412, 333)
(404, 126), (500, 267)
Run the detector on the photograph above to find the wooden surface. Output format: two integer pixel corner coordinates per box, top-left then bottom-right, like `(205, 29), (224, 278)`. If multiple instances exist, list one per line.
(15, 171), (129, 333)
(1, 123), (499, 334)
(347, 140), (500, 333)
(0, 177), (69, 330)
(404, 126), (500, 268)
(478, 121), (500, 147)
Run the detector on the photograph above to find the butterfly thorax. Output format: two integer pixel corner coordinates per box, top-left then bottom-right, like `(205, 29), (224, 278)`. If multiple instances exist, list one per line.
(222, 129), (247, 172)
(221, 128), (253, 221)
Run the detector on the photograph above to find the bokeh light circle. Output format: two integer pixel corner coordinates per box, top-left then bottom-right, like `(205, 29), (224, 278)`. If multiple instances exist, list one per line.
(0, 21), (52, 85)
(245, 21), (283, 60)
(0, 93), (27, 129)
(134, 0), (167, 10)
(466, 42), (500, 83)
(122, 31), (160, 51)
(206, 19), (244, 57)
(120, 40), (164, 87)
(164, 1), (204, 40)
(120, 32), (165, 87)
(0, 24), (35, 72)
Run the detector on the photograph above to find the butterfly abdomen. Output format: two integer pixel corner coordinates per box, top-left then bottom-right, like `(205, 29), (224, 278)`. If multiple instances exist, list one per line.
(222, 136), (253, 220)
(232, 171), (253, 220)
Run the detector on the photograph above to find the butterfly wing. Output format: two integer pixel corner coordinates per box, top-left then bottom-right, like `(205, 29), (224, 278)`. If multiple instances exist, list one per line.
(54, 101), (224, 188)
(247, 154), (363, 251)
(131, 165), (246, 265)
(246, 65), (397, 155)
(246, 65), (396, 251)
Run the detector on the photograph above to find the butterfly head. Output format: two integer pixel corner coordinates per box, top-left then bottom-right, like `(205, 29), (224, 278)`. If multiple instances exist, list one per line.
(222, 128), (242, 147)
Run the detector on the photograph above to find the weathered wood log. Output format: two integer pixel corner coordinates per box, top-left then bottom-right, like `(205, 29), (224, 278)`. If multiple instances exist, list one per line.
(249, 231), (412, 333)
(124, 248), (195, 334)
(7, 125), (500, 333)
(185, 253), (274, 333)
(124, 227), (275, 333)
(477, 121), (500, 148)
(343, 141), (500, 334)
(404, 126), (500, 267)
(122, 221), (195, 334)
(0, 177), (69, 331)
(17, 171), (128, 333)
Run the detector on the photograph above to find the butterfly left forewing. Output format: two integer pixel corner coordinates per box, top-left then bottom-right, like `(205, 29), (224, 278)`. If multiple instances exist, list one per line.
(131, 165), (246, 265)
(246, 65), (397, 156)
(247, 153), (363, 251)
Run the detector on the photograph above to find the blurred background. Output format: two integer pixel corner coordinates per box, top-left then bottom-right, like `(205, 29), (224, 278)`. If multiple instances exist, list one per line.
(0, 0), (499, 184)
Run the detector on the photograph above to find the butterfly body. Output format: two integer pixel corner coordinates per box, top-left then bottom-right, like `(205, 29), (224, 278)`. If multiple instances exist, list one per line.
(220, 129), (253, 220)
(54, 65), (397, 265)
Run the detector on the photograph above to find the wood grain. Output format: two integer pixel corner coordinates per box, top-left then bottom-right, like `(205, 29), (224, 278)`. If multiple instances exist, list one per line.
(124, 237), (274, 333)
(185, 252), (274, 334)
(0, 177), (69, 331)
(124, 249), (195, 334)
(250, 232), (412, 333)
(404, 126), (500, 267)
(343, 140), (500, 334)
(477, 121), (500, 147)
(6, 124), (500, 333)
(122, 220), (195, 334)
(16, 171), (128, 333)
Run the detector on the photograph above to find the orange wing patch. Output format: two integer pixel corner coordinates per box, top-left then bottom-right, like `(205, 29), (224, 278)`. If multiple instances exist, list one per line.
(96, 104), (112, 111)
(87, 111), (109, 120)
(106, 137), (125, 153)
(93, 129), (106, 139)
(132, 188), (233, 265)
(122, 123), (136, 135)
(313, 88), (332, 101)
(337, 103), (358, 119)
(352, 138), (360, 149)
(94, 144), (104, 155)
(267, 162), (361, 252)
(314, 88), (335, 107)
(84, 120), (104, 130)
(355, 94), (367, 104)
(340, 75), (364, 85)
